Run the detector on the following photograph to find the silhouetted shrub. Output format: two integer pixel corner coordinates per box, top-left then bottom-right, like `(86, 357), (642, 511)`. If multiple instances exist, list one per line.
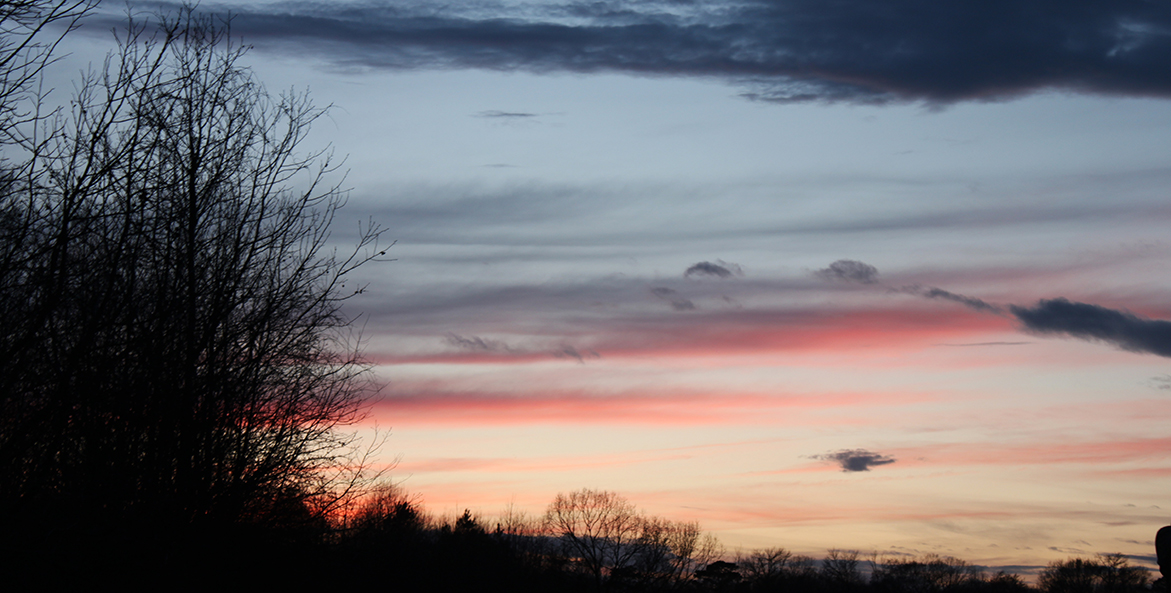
(871, 554), (983, 593)
(823, 549), (867, 589)
(1038, 554), (1149, 593)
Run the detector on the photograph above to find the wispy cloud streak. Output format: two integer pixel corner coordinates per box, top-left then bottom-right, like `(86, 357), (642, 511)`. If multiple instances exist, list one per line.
(445, 333), (512, 353)
(475, 110), (537, 118)
(897, 436), (1171, 467)
(901, 285), (1004, 314)
(651, 287), (696, 311)
(369, 305), (1010, 365)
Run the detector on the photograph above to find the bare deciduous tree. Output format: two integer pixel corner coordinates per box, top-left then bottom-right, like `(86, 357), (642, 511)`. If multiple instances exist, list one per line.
(823, 548), (864, 587)
(738, 546), (794, 584)
(0, 5), (387, 549)
(0, 1), (94, 144)
(545, 488), (645, 585)
(633, 516), (704, 586)
(1038, 554), (1150, 593)
(870, 553), (985, 592)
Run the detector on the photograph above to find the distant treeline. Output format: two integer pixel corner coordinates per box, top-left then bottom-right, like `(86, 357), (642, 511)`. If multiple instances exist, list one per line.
(17, 483), (1147, 592)
(18, 485), (1147, 590)
(329, 486), (1152, 593)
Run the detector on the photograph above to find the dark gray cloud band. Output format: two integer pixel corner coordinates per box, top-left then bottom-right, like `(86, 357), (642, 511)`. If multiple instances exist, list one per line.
(106, 0), (1171, 105)
(1010, 298), (1171, 358)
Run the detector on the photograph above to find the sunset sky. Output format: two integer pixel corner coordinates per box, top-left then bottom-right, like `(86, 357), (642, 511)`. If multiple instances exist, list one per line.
(67, 0), (1171, 573)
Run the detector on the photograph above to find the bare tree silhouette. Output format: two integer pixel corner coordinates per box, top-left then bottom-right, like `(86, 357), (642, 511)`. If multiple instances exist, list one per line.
(0, 6), (387, 566)
(0, 1), (94, 145)
(634, 515), (704, 586)
(1037, 554), (1150, 593)
(545, 488), (644, 585)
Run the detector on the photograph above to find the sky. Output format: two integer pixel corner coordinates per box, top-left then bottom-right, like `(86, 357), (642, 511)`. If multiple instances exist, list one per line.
(62, 0), (1171, 573)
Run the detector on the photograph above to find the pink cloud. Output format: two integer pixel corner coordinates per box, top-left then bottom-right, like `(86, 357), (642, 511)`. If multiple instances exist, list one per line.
(370, 306), (1014, 365)
(397, 449), (697, 475)
(887, 436), (1171, 469)
(369, 387), (938, 426)
(1089, 467), (1171, 478)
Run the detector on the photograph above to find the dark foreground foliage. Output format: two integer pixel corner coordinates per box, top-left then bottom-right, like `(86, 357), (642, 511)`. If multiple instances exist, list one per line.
(12, 486), (1146, 593)
(19, 484), (1144, 593)
(6, 494), (1152, 593)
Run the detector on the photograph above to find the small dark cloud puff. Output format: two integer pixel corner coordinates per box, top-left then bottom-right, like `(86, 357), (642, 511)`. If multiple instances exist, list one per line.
(816, 449), (897, 472)
(651, 287), (696, 311)
(684, 260), (743, 279)
(1010, 298), (1171, 358)
(816, 260), (879, 284)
